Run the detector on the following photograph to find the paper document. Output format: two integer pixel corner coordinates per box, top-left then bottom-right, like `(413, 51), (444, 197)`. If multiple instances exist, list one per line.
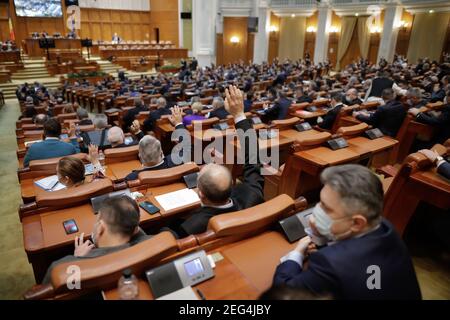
(155, 188), (200, 211)
(157, 286), (199, 300)
(34, 175), (66, 191)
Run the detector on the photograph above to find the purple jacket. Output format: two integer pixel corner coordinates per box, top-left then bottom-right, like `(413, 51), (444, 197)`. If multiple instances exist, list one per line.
(183, 114), (205, 126)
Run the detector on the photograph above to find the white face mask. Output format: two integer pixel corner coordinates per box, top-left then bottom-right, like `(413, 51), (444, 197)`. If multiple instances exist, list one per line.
(312, 203), (351, 242)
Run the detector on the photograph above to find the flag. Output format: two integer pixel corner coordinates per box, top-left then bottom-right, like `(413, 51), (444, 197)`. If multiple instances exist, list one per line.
(8, 17), (15, 41)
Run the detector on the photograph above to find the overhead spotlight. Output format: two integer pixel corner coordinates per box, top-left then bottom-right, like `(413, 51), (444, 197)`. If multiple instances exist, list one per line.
(291, 14), (296, 18)
(230, 36), (239, 43)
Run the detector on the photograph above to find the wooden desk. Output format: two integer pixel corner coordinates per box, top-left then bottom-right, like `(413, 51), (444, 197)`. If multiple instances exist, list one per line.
(20, 167), (118, 203)
(0, 50), (20, 63)
(107, 160), (142, 181)
(25, 38), (82, 57)
(99, 48), (188, 60)
(346, 136), (398, 167)
(295, 109), (327, 120)
(103, 231), (294, 300)
(22, 182), (200, 282)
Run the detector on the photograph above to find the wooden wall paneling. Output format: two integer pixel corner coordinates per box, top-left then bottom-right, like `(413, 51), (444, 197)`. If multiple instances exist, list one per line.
(395, 10), (414, 58)
(0, 3), (8, 41)
(368, 33), (380, 64)
(223, 17), (248, 65)
(268, 12), (280, 62)
(328, 11), (341, 68)
(216, 33), (223, 66)
(91, 23), (102, 41)
(102, 23), (113, 41)
(304, 12), (317, 58)
(247, 33), (255, 63)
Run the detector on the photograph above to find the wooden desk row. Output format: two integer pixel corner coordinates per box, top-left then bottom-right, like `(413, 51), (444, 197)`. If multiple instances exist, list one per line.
(99, 48), (188, 60)
(25, 38), (82, 58)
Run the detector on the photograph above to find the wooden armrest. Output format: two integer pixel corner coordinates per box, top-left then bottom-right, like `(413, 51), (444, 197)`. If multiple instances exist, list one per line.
(23, 284), (55, 300)
(376, 165), (398, 178)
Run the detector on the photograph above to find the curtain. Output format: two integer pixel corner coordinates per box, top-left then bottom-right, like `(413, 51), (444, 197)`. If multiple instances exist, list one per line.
(357, 17), (370, 60)
(407, 12), (450, 63)
(337, 17), (357, 70)
(278, 17), (306, 61)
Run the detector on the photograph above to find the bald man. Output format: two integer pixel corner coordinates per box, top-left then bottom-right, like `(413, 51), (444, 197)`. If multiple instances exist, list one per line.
(167, 85), (264, 237)
(107, 123), (144, 148)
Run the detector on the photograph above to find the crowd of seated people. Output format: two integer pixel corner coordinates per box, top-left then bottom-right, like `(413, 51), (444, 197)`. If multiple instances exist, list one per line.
(14, 51), (450, 300)
(0, 40), (17, 51)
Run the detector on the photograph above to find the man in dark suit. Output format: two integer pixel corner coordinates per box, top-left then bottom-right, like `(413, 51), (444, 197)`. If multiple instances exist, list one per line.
(168, 85), (264, 237)
(317, 91), (344, 130)
(124, 132), (179, 181)
(293, 87), (313, 104)
(42, 196), (150, 284)
(343, 88), (362, 106)
(273, 164), (421, 300)
(262, 90), (292, 121)
(122, 98), (148, 131)
(24, 118), (80, 167)
(355, 88), (406, 137)
(207, 96), (229, 120)
(143, 97), (171, 132)
(408, 94), (450, 147)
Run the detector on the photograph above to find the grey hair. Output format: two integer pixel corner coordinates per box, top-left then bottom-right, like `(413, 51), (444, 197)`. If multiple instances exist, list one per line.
(76, 107), (89, 120)
(157, 97), (167, 108)
(93, 114), (108, 129)
(212, 96), (224, 109)
(407, 87), (422, 99)
(320, 164), (383, 223)
(139, 135), (162, 165)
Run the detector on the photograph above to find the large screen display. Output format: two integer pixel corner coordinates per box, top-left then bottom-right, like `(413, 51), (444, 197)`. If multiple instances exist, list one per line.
(14, 0), (63, 18)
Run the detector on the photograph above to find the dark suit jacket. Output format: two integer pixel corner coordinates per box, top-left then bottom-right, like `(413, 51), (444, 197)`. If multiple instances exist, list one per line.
(273, 219), (421, 300)
(437, 161), (450, 180)
(174, 119), (264, 236)
(122, 105), (148, 130)
(124, 155), (178, 181)
(263, 97), (292, 121)
(416, 105), (450, 145)
(344, 97), (362, 106)
(208, 107), (230, 120)
(356, 100), (406, 137)
(318, 104), (343, 130)
(143, 107), (171, 132)
(294, 95), (313, 104)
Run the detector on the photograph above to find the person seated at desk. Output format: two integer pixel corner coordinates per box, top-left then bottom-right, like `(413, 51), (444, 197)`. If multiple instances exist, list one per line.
(143, 97), (171, 133)
(56, 154), (102, 190)
(112, 33), (121, 43)
(206, 96), (229, 120)
(183, 102), (205, 126)
(364, 70), (407, 103)
(317, 91), (344, 130)
(124, 132), (179, 181)
(107, 122), (144, 148)
(23, 119), (80, 167)
(33, 114), (49, 126)
(42, 195), (150, 284)
(166, 85), (264, 237)
(355, 88), (406, 138)
(408, 91), (450, 148)
(76, 107), (93, 125)
(406, 87), (427, 109)
(293, 87), (313, 104)
(122, 98), (148, 131)
(19, 106), (37, 120)
(343, 88), (362, 106)
(273, 164), (421, 300)
(262, 88), (292, 121)
(244, 91), (254, 112)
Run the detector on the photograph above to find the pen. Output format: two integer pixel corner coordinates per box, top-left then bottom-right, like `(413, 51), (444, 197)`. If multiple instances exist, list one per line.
(196, 288), (206, 300)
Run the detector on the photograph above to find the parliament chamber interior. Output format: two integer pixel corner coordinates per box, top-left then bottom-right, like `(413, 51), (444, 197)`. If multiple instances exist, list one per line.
(0, 0), (449, 302)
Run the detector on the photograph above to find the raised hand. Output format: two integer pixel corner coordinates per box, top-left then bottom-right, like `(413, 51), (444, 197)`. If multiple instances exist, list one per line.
(74, 233), (95, 257)
(130, 120), (142, 135)
(88, 143), (100, 165)
(224, 85), (245, 118)
(169, 105), (183, 127)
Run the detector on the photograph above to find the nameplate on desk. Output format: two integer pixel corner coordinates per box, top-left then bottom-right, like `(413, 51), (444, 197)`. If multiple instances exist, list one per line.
(278, 207), (313, 243)
(294, 122), (312, 132)
(259, 129), (278, 140)
(154, 188), (200, 211)
(91, 189), (132, 213)
(146, 250), (214, 299)
(326, 137), (348, 150)
(251, 116), (262, 125)
(364, 128), (384, 140)
(212, 122), (229, 131)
